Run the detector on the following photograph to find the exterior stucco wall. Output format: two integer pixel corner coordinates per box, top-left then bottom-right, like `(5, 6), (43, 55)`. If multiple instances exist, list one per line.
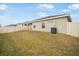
(32, 19), (57, 32)
(55, 17), (68, 33)
(32, 17), (69, 33)
(32, 21), (48, 32)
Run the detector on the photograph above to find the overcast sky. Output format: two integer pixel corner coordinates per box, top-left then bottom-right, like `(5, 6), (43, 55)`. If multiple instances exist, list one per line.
(0, 3), (79, 26)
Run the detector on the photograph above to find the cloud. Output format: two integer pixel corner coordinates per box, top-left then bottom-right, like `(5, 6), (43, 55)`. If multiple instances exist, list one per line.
(0, 14), (12, 20)
(0, 15), (4, 18)
(57, 9), (71, 14)
(68, 4), (79, 10)
(62, 9), (71, 12)
(37, 12), (49, 17)
(0, 4), (8, 10)
(71, 14), (79, 17)
(37, 4), (54, 9)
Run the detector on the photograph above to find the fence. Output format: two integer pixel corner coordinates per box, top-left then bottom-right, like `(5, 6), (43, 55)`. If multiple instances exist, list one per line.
(67, 22), (79, 37)
(0, 26), (28, 33)
(0, 22), (79, 37)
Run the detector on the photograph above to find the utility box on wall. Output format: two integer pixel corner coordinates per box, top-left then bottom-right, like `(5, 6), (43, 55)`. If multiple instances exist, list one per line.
(51, 27), (57, 34)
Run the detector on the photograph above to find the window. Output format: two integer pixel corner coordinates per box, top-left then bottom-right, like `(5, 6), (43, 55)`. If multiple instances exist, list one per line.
(14, 25), (16, 26)
(33, 25), (36, 28)
(25, 24), (27, 26)
(28, 23), (32, 26)
(42, 23), (45, 28)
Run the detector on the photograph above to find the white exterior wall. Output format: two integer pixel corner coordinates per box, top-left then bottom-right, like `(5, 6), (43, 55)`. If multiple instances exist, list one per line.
(32, 19), (57, 32)
(55, 17), (68, 33)
(32, 17), (69, 33)
(32, 21), (48, 32)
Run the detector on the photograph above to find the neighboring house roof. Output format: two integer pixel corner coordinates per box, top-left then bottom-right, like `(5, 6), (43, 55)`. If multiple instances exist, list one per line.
(16, 23), (23, 25)
(7, 24), (17, 26)
(22, 21), (31, 24)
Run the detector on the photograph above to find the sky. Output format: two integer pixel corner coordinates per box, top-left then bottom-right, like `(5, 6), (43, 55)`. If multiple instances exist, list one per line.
(0, 3), (79, 26)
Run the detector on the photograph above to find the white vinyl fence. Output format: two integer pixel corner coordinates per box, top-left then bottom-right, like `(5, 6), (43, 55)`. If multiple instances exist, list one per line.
(57, 22), (79, 37)
(0, 22), (79, 37)
(0, 26), (28, 33)
(67, 22), (79, 37)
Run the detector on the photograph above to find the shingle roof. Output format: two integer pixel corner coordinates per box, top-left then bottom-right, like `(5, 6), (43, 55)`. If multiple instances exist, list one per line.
(24, 14), (72, 24)
(5, 14), (72, 27)
(32, 14), (71, 22)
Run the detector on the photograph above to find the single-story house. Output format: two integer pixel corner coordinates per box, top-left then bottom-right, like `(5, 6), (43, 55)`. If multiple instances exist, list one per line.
(2, 14), (79, 37)
(22, 14), (72, 34)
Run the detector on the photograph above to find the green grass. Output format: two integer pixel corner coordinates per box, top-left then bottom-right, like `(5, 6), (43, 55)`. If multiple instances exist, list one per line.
(0, 31), (79, 56)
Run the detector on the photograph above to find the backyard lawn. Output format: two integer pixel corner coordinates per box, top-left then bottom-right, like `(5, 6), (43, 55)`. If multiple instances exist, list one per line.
(0, 31), (79, 56)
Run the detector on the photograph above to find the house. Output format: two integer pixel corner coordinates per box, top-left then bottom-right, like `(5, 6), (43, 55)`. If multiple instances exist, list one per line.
(23, 14), (71, 34)
(4, 23), (22, 27)
(1, 14), (79, 37)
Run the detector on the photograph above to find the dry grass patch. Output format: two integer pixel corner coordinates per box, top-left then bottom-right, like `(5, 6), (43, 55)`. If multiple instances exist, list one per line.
(0, 31), (79, 56)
